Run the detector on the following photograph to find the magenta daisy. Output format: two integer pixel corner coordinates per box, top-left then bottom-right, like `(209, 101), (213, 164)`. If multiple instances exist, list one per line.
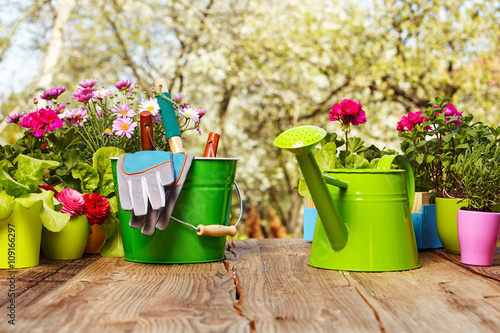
(115, 80), (132, 90)
(6, 112), (25, 124)
(112, 104), (136, 118)
(112, 118), (137, 138)
(40, 86), (67, 100)
(172, 93), (185, 103)
(101, 128), (114, 136)
(79, 78), (97, 88)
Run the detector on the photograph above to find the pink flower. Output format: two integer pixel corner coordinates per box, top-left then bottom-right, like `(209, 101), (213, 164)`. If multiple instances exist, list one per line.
(115, 80), (132, 90)
(329, 99), (367, 132)
(112, 117), (137, 138)
(40, 86), (67, 100)
(172, 93), (185, 103)
(60, 108), (88, 127)
(79, 78), (97, 88)
(6, 112), (24, 124)
(18, 108), (63, 137)
(72, 88), (96, 103)
(433, 103), (463, 126)
(56, 188), (85, 217)
(92, 87), (113, 99)
(397, 111), (429, 132)
(197, 108), (207, 117)
(113, 103), (136, 118)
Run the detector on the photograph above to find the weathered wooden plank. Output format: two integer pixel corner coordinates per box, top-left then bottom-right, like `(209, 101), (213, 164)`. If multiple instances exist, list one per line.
(434, 248), (500, 280)
(134, 261), (249, 333)
(226, 239), (384, 332)
(2, 257), (171, 332)
(347, 251), (500, 332)
(0, 255), (99, 307)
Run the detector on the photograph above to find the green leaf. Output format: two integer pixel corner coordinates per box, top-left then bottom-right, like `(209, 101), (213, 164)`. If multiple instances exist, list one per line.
(416, 153), (425, 164)
(0, 191), (15, 221)
(14, 154), (60, 189)
(93, 147), (125, 197)
(71, 162), (100, 194)
(0, 160), (30, 197)
(15, 190), (71, 232)
(405, 145), (416, 154)
(314, 142), (338, 171)
(347, 137), (365, 153)
(297, 177), (312, 199)
(345, 154), (371, 169)
(99, 197), (124, 257)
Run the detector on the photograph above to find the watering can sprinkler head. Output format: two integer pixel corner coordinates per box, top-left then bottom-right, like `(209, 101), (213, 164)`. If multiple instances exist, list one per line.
(274, 126), (326, 155)
(275, 125), (348, 251)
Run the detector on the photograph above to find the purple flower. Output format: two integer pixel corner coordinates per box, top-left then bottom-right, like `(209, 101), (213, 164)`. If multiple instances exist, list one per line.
(6, 112), (24, 124)
(79, 78), (97, 88)
(172, 93), (185, 103)
(112, 117), (137, 138)
(197, 108), (207, 117)
(72, 88), (96, 103)
(40, 86), (67, 100)
(115, 80), (132, 90)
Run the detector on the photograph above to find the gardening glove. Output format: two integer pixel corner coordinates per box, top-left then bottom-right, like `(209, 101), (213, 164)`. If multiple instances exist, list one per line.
(116, 151), (175, 216)
(155, 153), (194, 231)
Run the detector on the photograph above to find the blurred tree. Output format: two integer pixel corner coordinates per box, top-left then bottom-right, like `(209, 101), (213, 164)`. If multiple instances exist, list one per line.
(1, 0), (498, 237)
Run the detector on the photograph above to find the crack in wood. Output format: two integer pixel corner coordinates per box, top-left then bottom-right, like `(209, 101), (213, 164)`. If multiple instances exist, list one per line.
(223, 258), (257, 332)
(342, 272), (386, 333)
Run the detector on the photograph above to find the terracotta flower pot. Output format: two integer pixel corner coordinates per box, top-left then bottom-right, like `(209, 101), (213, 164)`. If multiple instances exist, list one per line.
(42, 215), (89, 260)
(436, 197), (468, 254)
(458, 210), (500, 266)
(85, 224), (107, 254)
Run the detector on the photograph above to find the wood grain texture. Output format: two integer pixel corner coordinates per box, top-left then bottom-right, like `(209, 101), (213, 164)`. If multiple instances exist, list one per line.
(1, 239), (499, 333)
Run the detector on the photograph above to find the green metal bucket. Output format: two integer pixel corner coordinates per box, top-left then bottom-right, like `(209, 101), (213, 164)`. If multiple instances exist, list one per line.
(111, 157), (238, 263)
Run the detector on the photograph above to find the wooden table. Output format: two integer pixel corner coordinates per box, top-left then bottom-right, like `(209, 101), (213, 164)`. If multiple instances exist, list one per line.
(1, 239), (499, 332)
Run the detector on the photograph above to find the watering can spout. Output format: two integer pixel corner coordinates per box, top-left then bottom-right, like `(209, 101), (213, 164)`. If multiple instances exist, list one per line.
(274, 126), (348, 251)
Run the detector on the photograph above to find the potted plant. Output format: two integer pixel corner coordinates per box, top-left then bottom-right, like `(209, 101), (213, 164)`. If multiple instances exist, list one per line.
(0, 153), (71, 269)
(453, 134), (500, 266)
(5, 79), (206, 258)
(297, 99), (397, 240)
(397, 97), (491, 253)
(41, 187), (111, 260)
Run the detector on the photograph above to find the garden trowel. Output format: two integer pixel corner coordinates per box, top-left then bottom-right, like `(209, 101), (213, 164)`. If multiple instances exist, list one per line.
(116, 81), (194, 235)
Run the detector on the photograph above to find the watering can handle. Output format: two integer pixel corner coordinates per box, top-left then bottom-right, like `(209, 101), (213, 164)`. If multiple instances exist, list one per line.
(377, 155), (415, 211)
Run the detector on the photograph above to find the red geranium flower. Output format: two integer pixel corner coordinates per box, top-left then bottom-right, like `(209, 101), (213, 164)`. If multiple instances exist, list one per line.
(83, 193), (110, 225)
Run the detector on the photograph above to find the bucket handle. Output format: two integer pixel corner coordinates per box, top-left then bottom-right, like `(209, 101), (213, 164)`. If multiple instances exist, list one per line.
(170, 181), (243, 237)
(377, 155), (415, 211)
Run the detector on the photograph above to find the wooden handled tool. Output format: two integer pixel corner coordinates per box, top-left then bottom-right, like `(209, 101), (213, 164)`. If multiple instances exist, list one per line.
(196, 225), (237, 237)
(154, 78), (184, 154)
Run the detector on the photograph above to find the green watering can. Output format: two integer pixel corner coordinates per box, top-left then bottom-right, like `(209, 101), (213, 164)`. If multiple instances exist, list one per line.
(275, 126), (420, 271)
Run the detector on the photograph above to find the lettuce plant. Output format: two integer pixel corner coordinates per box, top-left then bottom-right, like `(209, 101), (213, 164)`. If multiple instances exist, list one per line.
(0, 154), (70, 231)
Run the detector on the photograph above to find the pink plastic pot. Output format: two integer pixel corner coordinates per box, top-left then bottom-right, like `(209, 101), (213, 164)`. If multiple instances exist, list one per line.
(457, 210), (500, 266)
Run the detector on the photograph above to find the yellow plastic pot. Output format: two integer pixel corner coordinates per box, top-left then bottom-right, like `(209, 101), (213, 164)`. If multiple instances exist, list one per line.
(0, 201), (43, 269)
(42, 215), (90, 260)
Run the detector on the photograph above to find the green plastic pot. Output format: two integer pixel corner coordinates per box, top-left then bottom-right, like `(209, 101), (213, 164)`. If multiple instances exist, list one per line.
(111, 157), (238, 264)
(41, 215), (90, 260)
(0, 201), (43, 269)
(436, 197), (468, 254)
